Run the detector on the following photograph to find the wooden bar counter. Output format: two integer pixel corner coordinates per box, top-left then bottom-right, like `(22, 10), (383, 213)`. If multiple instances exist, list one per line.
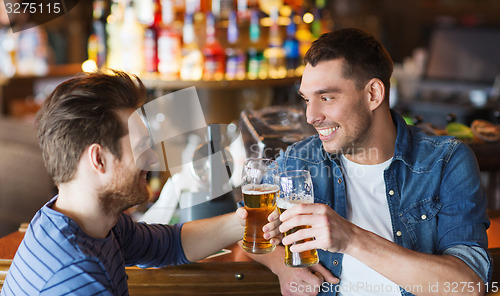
(0, 231), (281, 295)
(2, 215), (499, 295)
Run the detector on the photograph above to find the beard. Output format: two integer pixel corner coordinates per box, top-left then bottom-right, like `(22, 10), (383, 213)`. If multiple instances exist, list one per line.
(320, 110), (372, 156)
(98, 161), (150, 216)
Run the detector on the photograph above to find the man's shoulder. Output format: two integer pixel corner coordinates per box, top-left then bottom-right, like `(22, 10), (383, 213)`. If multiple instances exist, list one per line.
(17, 211), (86, 264)
(14, 205), (109, 270)
(408, 126), (462, 151)
(4, 210), (101, 295)
(403, 125), (468, 166)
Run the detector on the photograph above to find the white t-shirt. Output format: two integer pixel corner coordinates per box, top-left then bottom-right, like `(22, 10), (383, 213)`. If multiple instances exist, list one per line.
(338, 154), (401, 296)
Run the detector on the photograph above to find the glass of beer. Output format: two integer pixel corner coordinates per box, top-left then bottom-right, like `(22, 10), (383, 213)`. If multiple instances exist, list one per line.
(241, 158), (279, 254)
(278, 170), (319, 267)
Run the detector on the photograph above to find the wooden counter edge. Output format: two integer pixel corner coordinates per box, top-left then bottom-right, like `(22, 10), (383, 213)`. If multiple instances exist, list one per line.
(0, 231), (281, 295)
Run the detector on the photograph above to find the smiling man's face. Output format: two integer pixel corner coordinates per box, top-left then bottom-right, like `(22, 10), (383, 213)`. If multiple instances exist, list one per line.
(299, 59), (373, 155)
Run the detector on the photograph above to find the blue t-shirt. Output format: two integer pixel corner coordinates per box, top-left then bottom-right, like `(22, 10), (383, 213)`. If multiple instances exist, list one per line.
(1, 196), (189, 295)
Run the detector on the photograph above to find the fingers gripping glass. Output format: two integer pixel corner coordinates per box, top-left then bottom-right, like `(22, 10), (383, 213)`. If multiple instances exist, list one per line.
(278, 170), (319, 267)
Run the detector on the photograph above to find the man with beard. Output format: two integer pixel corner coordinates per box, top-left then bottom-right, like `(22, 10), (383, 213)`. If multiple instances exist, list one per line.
(1, 71), (281, 296)
(245, 28), (491, 296)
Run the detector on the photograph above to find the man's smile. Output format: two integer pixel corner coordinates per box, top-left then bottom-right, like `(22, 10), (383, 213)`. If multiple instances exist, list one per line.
(316, 126), (339, 140)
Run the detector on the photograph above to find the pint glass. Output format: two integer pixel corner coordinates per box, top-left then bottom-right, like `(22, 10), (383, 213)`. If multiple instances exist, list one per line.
(278, 170), (319, 267)
(241, 158), (279, 254)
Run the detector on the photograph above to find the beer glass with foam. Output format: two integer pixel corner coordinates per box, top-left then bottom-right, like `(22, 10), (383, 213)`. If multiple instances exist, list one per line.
(278, 170), (319, 267)
(241, 158), (279, 254)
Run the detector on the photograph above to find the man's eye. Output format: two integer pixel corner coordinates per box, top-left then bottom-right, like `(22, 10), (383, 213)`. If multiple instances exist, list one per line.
(302, 97), (309, 103)
(321, 96), (333, 101)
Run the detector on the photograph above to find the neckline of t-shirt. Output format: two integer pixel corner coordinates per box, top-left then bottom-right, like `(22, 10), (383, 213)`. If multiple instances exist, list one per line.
(45, 195), (113, 243)
(340, 154), (393, 171)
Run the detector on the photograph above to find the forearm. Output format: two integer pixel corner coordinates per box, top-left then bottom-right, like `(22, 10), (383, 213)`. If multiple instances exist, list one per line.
(348, 227), (485, 296)
(181, 212), (244, 262)
(239, 241), (287, 274)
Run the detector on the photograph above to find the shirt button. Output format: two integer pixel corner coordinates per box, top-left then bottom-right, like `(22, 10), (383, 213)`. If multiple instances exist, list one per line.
(396, 231), (402, 237)
(388, 190), (395, 196)
(337, 178), (342, 184)
(421, 215), (427, 220)
(333, 260), (339, 266)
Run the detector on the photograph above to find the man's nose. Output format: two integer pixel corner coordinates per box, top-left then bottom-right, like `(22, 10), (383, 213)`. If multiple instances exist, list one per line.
(147, 147), (160, 169)
(306, 100), (325, 125)
(135, 146), (160, 171)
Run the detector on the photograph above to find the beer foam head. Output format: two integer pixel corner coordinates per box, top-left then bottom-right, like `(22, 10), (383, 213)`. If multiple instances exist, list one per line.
(242, 184), (279, 195)
(277, 193), (313, 209)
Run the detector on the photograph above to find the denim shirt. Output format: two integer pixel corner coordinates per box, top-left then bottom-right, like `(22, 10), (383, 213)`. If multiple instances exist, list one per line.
(276, 110), (491, 295)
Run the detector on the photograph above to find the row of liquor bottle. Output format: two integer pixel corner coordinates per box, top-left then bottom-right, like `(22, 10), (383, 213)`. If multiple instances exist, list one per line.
(87, 0), (329, 80)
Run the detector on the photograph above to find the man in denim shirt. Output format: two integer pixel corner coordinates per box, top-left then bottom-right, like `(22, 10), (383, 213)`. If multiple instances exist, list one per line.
(248, 28), (491, 295)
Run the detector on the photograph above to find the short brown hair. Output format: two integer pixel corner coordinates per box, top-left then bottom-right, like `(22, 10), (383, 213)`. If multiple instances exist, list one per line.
(36, 70), (147, 185)
(304, 28), (393, 99)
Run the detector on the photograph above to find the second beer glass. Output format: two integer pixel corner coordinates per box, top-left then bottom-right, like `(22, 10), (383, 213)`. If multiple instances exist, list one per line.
(278, 170), (319, 267)
(241, 158), (279, 254)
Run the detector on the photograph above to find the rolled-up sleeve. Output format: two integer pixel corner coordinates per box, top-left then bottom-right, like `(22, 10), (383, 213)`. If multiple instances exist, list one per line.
(443, 245), (492, 284)
(438, 142), (491, 283)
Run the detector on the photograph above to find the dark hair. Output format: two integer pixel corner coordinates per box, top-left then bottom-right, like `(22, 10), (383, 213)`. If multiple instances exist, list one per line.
(304, 28), (393, 98)
(36, 70), (147, 185)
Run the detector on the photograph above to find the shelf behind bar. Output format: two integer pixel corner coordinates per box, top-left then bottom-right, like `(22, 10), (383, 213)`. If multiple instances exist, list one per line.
(141, 75), (301, 90)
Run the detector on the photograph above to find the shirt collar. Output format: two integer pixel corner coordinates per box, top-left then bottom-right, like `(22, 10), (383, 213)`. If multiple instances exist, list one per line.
(390, 109), (411, 161)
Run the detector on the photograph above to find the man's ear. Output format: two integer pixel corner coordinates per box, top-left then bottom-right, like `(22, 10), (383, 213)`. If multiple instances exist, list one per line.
(87, 143), (107, 174)
(366, 78), (385, 111)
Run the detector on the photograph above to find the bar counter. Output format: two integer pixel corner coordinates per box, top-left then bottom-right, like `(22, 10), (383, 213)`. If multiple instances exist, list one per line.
(0, 231), (281, 295)
(1, 230), (500, 295)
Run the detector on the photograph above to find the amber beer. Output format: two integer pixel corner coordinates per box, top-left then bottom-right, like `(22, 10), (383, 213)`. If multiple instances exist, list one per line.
(278, 197), (319, 267)
(242, 184), (278, 254)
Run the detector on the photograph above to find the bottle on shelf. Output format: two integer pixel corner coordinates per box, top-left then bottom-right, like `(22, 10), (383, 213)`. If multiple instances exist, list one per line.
(225, 10), (246, 80)
(237, 0), (249, 20)
(314, 0), (331, 37)
(212, 0), (234, 20)
(119, 0), (145, 75)
(185, 0), (200, 15)
(135, 0), (155, 25)
(180, 13), (203, 80)
(88, 0), (108, 69)
(310, 7), (322, 38)
(202, 12), (225, 81)
(0, 28), (17, 78)
(247, 8), (266, 80)
(284, 0), (303, 11)
(106, 0), (124, 71)
(143, 0), (159, 73)
(157, 0), (182, 79)
(264, 6), (287, 79)
(296, 11), (314, 67)
(259, 0), (284, 16)
(237, 0), (258, 20)
(283, 12), (300, 76)
(173, 0), (186, 14)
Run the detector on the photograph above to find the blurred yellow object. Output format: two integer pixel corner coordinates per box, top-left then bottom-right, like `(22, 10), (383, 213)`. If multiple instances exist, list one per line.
(446, 122), (474, 142)
(259, 0), (283, 15)
(82, 59), (98, 73)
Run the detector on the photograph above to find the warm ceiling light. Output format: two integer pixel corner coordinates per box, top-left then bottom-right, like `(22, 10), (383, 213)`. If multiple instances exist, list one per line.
(303, 12), (314, 24)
